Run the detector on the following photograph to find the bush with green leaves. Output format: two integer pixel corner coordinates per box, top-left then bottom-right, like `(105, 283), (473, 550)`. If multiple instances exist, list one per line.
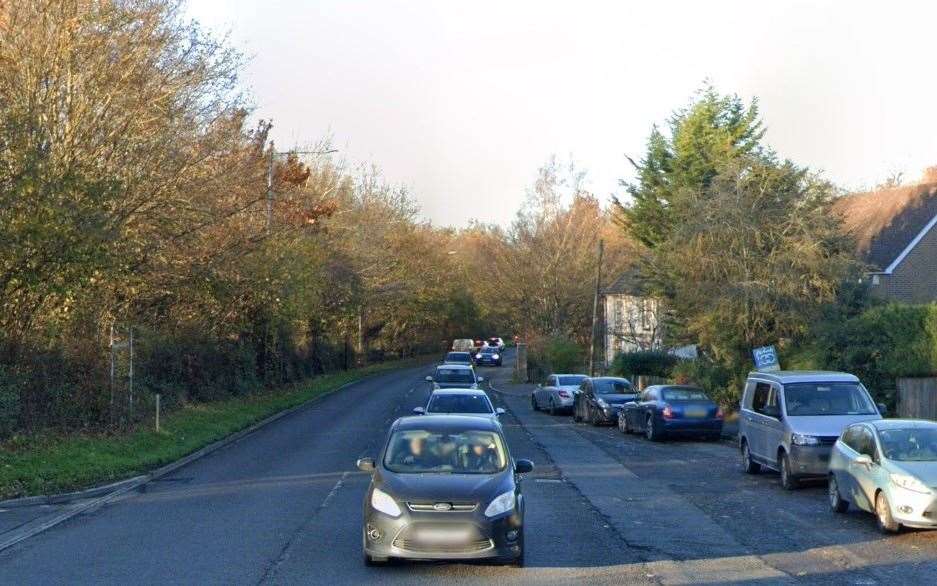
(610, 351), (678, 379)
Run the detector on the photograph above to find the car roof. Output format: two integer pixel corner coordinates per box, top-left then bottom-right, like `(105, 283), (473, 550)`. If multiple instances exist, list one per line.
(447, 351), (471, 355)
(393, 415), (501, 432)
(435, 364), (474, 371)
(864, 419), (937, 430)
(551, 373), (587, 377)
(747, 370), (860, 384)
(590, 376), (633, 382)
(648, 384), (704, 391)
(430, 388), (488, 397)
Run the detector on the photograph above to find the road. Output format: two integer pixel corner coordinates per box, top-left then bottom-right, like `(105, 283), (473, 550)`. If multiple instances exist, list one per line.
(2, 349), (937, 584)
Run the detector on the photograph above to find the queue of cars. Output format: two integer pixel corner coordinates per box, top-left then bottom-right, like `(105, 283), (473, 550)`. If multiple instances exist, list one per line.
(358, 344), (531, 567)
(533, 366), (937, 535)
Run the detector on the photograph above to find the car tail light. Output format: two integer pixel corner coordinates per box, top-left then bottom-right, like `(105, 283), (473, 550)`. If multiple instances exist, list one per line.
(662, 405), (674, 419)
(715, 407), (724, 419)
(558, 390), (570, 398)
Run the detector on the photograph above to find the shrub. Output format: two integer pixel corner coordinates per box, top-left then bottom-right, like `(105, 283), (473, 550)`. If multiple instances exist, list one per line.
(610, 351), (678, 379)
(813, 303), (937, 399)
(671, 358), (737, 406)
(526, 336), (585, 382)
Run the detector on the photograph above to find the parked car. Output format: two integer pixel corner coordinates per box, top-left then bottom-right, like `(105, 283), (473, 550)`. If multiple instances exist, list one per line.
(357, 415), (533, 566)
(443, 351), (474, 366)
(829, 419), (937, 533)
(414, 389), (506, 419)
(619, 385), (723, 441)
(475, 346), (502, 367)
(531, 374), (588, 415)
(426, 364), (484, 389)
(573, 377), (637, 426)
(488, 337), (506, 351)
(452, 339), (475, 353)
(738, 370), (884, 490)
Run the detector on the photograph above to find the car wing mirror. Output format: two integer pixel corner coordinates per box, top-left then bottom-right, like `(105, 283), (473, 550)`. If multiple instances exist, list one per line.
(495, 407), (506, 416)
(356, 457), (375, 472)
(877, 402), (887, 416)
(477, 376), (485, 383)
(855, 454), (873, 467)
(413, 406), (425, 415)
(425, 375), (433, 382)
(514, 459), (534, 474)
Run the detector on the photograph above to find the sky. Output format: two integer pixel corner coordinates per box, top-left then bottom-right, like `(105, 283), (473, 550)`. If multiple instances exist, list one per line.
(185, 0), (937, 228)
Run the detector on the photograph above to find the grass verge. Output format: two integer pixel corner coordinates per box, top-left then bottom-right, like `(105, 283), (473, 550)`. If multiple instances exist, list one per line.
(0, 359), (422, 500)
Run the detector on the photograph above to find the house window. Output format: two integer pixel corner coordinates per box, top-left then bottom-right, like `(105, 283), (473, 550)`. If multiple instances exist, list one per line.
(872, 275), (880, 286)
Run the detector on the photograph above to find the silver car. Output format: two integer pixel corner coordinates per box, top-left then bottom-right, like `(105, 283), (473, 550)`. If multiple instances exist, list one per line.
(531, 374), (588, 415)
(414, 389), (506, 420)
(829, 419), (937, 533)
(738, 371), (883, 489)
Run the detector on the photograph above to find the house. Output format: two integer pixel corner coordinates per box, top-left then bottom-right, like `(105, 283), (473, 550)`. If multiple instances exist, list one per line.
(602, 266), (662, 366)
(833, 180), (937, 303)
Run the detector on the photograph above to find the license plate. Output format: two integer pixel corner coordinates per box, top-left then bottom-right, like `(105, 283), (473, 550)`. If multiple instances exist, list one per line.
(414, 526), (472, 544)
(685, 408), (707, 418)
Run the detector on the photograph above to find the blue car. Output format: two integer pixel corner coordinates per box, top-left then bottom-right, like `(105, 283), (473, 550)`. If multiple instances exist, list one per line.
(619, 385), (723, 441)
(475, 346), (503, 367)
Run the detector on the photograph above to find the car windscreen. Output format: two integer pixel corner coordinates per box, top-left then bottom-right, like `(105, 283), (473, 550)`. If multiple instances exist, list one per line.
(383, 430), (507, 474)
(558, 375), (587, 386)
(427, 394), (492, 414)
(480, 347), (497, 354)
(877, 428), (937, 461)
(783, 382), (877, 416)
(593, 379), (634, 394)
(662, 388), (709, 401)
(434, 368), (475, 383)
(446, 353), (471, 362)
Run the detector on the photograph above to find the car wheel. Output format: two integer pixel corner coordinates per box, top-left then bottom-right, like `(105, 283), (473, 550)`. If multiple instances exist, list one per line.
(828, 475), (849, 513)
(549, 400), (558, 416)
(740, 440), (761, 474)
(618, 414), (627, 434)
(531, 395), (539, 411)
(779, 452), (799, 490)
(645, 414), (663, 441)
(875, 491), (900, 533)
(573, 403), (582, 422)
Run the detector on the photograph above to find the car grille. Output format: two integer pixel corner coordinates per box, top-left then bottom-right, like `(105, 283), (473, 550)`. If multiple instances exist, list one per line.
(407, 502), (477, 512)
(393, 537), (493, 554)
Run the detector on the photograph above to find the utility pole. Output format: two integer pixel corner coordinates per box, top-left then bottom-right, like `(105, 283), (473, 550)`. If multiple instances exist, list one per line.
(589, 239), (604, 376)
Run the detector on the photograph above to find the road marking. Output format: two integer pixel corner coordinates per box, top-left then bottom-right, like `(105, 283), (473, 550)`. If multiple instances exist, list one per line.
(321, 471), (349, 509)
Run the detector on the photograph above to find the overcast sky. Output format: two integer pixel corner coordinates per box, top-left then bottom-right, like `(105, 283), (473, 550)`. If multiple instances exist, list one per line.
(186, 0), (937, 227)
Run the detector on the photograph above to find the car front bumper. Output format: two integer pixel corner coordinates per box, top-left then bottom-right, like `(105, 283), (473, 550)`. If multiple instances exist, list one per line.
(788, 445), (833, 477)
(884, 485), (937, 528)
(363, 506), (523, 561)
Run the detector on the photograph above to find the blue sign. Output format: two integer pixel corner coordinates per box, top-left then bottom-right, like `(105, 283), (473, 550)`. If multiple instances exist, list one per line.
(752, 345), (780, 371)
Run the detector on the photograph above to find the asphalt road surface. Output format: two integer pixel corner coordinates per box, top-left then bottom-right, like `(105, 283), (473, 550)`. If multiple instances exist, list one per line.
(3, 350), (937, 584)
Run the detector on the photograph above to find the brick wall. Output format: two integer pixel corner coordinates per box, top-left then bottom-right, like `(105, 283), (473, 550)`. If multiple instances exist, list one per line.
(871, 220), (937, 303)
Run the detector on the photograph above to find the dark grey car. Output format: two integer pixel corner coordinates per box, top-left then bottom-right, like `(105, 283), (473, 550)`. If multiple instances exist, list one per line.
(358, 415), (533, 566)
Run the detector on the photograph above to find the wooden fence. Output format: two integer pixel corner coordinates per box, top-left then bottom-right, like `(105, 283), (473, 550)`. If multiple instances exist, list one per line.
(897, 377), (937, 419)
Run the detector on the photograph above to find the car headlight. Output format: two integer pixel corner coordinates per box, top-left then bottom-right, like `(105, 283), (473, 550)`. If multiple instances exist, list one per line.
(596, 399), (608, 408)
(791, 433), (820, 446)
(371, 487), (402, 517)
(484, 490), (516, 518)
(493, 354), (499, 359)
(891, 473), (931, 494)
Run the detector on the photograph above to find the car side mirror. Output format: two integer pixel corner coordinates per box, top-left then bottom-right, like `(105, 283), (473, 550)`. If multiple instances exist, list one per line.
(514, 459), (534, 474)
(495, 407), (506, 416)
(537, 383), (542, 387)
(413, 407), (425, 415)
(425, 376), (433, 382)
(356, 457), (375, 472)
(763, 406), (781, 419)
(855, 454), (873, 467)
(477, 376), (485, 383)
(877, 402), (887, 416)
